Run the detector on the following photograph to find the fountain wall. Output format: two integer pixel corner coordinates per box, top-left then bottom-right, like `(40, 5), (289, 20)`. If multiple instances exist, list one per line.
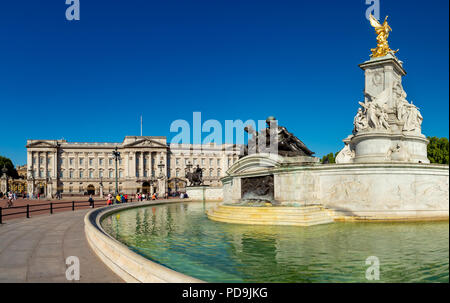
(222, 154), (449, 220)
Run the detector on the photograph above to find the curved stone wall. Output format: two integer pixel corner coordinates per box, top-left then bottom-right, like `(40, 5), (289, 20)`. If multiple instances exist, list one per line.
(84, 201), (203, 283)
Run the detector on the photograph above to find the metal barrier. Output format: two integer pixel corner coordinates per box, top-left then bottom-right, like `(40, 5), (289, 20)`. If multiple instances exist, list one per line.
(0, 200), (109, 223)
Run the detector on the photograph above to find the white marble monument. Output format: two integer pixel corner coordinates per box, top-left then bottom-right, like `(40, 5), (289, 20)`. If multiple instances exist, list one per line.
(336, 52), (429, 164)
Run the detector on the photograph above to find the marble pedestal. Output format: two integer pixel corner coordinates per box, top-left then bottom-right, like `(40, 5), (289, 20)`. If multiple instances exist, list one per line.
(352, 131), (429, 163)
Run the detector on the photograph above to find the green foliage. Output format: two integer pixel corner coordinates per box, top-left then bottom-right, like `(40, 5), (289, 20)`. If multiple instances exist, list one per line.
(0, 156), (19, 179)
(321, 152), (339, 164)
(427, 137), (449, 164)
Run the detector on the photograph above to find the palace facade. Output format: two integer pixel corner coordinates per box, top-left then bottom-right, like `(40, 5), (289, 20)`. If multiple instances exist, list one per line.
(25, 136), (242, 197)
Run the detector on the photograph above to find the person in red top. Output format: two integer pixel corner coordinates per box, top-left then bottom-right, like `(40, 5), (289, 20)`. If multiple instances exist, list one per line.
(124, 194), (128, 202)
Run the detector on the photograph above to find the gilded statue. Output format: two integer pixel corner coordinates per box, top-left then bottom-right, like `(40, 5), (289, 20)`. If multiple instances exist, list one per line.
(369, 14), (398, 58)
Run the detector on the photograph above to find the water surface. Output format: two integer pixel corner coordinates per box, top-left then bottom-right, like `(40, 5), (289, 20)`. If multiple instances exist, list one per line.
(101, 202), (449, 282)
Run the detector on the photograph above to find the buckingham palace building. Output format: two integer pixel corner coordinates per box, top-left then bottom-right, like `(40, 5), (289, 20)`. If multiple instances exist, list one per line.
(25, 136), (242, 198)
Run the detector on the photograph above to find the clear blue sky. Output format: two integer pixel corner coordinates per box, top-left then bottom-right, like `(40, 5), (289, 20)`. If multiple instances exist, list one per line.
(0, 0), (448, 166)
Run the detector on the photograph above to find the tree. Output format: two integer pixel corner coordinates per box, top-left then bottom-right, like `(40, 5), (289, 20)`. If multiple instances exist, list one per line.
(427, 137), (449, 164)
(0, 156), (19, 179)
(321, 152), (339, 164)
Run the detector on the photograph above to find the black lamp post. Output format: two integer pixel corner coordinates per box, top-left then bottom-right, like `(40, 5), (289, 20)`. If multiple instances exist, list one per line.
(112, 146), (121, 195)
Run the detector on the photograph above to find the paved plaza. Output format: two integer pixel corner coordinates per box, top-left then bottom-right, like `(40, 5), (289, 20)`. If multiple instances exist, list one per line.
(0, 208), (123, 283)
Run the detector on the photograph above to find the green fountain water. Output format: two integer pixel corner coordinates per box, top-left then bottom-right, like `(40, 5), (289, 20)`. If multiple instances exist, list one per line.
(101, 202), (449, 283)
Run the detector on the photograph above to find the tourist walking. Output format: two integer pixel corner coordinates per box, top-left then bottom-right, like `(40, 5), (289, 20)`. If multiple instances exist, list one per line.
(88, 195), (94, 208)
(6, 192), (14, 208)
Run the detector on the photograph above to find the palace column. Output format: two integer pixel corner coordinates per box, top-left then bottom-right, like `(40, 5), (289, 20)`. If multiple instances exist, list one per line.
(27, 151), (34, 195)
(139, 152), (144, 179)
(130, 152), (136, 178)
(124, 152), (129, 178)
(52, 150), (57, 179)
(156, 152), (163, 195)
(44, 151), (48, 179)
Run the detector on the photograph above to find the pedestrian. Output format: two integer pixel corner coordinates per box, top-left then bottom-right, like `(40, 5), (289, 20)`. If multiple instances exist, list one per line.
(88, 195), (94, 208)
(7, 192), (13, 208)
(115, 193), (121, 204)
(124, 194), (128, 203)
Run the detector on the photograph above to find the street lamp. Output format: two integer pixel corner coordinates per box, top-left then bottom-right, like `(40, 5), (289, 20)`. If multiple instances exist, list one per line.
(112, 146), (121, 195)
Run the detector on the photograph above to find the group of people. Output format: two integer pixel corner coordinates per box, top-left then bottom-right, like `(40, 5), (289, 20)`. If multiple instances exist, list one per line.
(135, 192), (158, 202)
(105, 191), (190, 206)
(106, 193), (129, 205)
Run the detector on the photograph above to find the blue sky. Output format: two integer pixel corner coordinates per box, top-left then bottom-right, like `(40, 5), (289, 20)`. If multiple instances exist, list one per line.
(0, 0), (448, 166)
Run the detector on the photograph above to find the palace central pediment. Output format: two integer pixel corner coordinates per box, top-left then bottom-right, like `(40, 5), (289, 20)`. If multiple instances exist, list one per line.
(122, 138), (168, 149)
(26, 141), (58, 148)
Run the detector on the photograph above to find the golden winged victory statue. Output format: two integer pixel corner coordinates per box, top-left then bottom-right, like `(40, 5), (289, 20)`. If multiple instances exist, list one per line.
(369, 14), (398, 58)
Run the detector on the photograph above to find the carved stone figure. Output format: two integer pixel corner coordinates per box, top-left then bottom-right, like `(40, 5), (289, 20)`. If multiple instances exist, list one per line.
(394, 86), (423, 132)
(378, 107), (390, 130)
(335, 143), (355, 164)
(242, 117), (314, 157)
(403, 102), (423, 132)
(353, 108), (368, 133)
(386, 143), (410, 162)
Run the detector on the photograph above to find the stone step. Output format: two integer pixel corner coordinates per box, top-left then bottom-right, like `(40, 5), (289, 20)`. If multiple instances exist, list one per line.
(209, 210), (331, 220)
(216, 206), (327, 215)
(207, 213), (334, 226)
(207, 204), (335, 227)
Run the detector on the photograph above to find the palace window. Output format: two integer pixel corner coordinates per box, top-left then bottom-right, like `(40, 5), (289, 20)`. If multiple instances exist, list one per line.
(79, 158), (84, 165)
(119, 171), (123, 178)
(176, 158), (180, 165)
(69, 158), (74, 165)
(99, 170), (103, 178)
(217, 169), (221, 177)
(79, 171), (84, 178)
(109, 158), (113, 165)
(201, 159), (205, 165)
(209, 169), (213, 177)
(143, 171), (147, 177)
(228, 159), (230, 167)
(217, 159), (220, 166)
(109, 170), (113, 178)
(209, 159), (213, 166)
(89, 158), (93, 166)
(60, 171), (64, 178)
(69, 171), (74, 178)
(39, 169), (44, 178)
(176, 170), (179, 177)
(89, 171), (94, 179)
(99, 158), (104, 165)
(193, 159), (197, 165)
